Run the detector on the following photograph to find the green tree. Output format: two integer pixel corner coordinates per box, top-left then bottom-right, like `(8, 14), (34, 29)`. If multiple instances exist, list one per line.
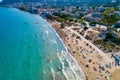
(101, 14), (119, 31)
(19, 6), (28, 11)
(60, 23), (65, 29)
(102, 7), (116, 15)
(83, 26), (88, 30)
(90, 21), (97, 26)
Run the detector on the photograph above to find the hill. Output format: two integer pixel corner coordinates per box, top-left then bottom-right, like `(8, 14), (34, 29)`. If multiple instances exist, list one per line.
(0, 0), (112, 5)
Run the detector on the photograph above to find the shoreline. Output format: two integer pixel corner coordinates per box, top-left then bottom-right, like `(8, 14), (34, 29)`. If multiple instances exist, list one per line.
(47, 20), (86, 80)
(1, 7), (120, 80)
(49, 20), (120, 80)
(10, 7), (120, 79)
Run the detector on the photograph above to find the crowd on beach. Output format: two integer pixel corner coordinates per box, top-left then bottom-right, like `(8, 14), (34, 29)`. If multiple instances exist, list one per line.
(50, 21), (120, 80)
(63, 28), (114, 80)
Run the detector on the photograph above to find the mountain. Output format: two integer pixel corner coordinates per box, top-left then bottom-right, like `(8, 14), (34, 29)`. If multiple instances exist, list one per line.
(0, 0), (112, 5)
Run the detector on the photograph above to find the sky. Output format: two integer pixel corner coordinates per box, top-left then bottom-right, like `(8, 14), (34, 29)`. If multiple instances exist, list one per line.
(0, 0), (2, 2)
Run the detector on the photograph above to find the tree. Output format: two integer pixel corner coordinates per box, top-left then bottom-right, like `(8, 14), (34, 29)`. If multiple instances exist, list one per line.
(102, 7), (116, 15)
(60, 23), (65, 29)
(101, 14), (119, 31)
(19, 6), (28, 11)
(83, 26), (88, 30)
(79, 18), (86, 24)
(90, 21), (97, 26)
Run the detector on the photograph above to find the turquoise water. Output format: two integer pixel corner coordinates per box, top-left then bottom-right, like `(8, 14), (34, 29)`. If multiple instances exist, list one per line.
(0, 8), (85, 80)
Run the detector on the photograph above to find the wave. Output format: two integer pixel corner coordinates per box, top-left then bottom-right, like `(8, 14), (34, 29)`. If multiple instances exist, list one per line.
(44, 19), (86, 80)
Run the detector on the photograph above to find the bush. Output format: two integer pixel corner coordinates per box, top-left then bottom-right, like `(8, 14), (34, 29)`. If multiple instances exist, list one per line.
(60, 23), (65, 29)
(105, 33), (114, 39)
(89, 21), (97, 26)
(83, 26), (88, 30)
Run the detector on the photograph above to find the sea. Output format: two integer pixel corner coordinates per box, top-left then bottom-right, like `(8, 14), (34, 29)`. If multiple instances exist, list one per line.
(0, 7), (85, 80)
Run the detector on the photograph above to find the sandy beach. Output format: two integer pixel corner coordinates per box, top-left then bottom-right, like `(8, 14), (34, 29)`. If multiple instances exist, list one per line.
(49, 20), (120, 80)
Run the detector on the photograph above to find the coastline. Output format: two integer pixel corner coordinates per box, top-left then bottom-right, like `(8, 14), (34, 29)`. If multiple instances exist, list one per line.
(0, 7), (120, 80)
(46, 20), (86, 80)
(49, 20), (120, 80)
(0, 7), (86, 80)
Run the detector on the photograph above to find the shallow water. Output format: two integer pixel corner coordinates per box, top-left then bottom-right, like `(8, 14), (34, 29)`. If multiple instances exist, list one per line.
(0, 7), (85, 80)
